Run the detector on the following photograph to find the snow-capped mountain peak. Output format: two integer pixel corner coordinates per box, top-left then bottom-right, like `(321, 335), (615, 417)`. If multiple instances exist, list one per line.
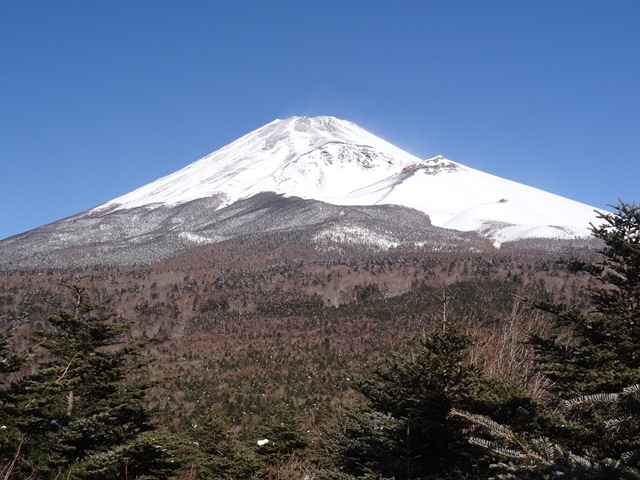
(96, 116), (421, 212)
(0, 115), (605, 269)
(91, 115), (600, 246)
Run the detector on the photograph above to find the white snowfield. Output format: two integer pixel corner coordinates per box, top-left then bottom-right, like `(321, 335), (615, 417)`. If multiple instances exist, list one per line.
(94, 116), (601, 246)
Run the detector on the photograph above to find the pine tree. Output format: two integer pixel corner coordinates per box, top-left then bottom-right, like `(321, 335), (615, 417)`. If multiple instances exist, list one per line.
(255, 407), (308, 463)
(456, 202), (640, 479)
(530, 201), (640, 471)
(0, 323), (26, 375)
(0, 286), (174, 479)
(172, 408), (263, 479)
(450, 408), (597, 480)
(324, 325), (535, 480)
(0, 319), (30, 477)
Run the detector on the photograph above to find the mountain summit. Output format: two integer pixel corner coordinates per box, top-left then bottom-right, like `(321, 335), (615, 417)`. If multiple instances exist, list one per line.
(0, 116), (602, 269)
(96, 116), (421, 212)
(95, 115), (598, 245)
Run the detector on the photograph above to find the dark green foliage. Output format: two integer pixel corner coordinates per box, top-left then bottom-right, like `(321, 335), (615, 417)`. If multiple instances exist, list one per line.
(255, 407), (309, 462)
(530, 202), (640, 471)
(144, 409), (263, 479)
(533, 203), (640, 396)
(0, 322), (29, 478)
(468, 377), (553, 438)
(457, 202), (640, 479)
(0, 325), (26, 375)
(151, 406), (310, 479)
(326, 324), (488, 479)
(450, 409), (605, 480)
(0, 286), (172, 479)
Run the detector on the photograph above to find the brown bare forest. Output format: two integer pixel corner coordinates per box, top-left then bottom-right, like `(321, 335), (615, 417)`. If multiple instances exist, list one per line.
(0, 243), (597, 478)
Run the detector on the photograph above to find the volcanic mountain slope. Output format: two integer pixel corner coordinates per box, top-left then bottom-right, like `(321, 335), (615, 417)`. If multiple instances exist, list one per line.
(0, 116), (601, 269)
(93, 116), (599, 242)
(0, 194), (490, 269)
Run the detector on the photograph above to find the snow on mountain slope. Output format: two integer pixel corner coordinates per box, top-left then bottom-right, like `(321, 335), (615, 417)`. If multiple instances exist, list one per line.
(93, 116), (601, 245)
(334, 156), (598, 245)
(96, 116), (420, 212)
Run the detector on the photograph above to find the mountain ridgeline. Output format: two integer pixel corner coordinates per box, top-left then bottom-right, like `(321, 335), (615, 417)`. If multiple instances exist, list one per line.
(0, 116), (601, 269)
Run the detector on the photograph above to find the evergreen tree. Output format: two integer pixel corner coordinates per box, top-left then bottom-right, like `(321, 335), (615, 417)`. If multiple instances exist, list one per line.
(255, 404), (308, 456)
(0, 320), (30, 477)
(326, 324), (487, 479)
(0, 323), (26, 375)
(0, 286), (173, 479)
(530, 201), (640, 471)
(253, 407), (311, 479)
(172, 408), (263, 479)
(454, 201), (640, 479)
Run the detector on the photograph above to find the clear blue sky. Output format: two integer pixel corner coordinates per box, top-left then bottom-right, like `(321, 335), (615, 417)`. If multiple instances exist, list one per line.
(2, 1), (639, 240)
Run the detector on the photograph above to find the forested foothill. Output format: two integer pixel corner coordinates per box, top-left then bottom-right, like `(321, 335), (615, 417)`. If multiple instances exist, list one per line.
(1, 202), (638, 479)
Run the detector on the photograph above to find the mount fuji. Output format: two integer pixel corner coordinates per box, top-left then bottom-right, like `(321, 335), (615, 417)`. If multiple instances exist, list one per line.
(0, 116), (601, 269)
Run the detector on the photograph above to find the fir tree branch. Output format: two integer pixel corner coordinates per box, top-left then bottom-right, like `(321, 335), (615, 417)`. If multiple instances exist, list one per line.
(55, 351), (81, 384)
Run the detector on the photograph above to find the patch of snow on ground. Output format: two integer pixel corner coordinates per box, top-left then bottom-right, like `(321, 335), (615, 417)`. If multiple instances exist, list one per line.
(314, 226), (399, 249)
(178, 232), (217, 245)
